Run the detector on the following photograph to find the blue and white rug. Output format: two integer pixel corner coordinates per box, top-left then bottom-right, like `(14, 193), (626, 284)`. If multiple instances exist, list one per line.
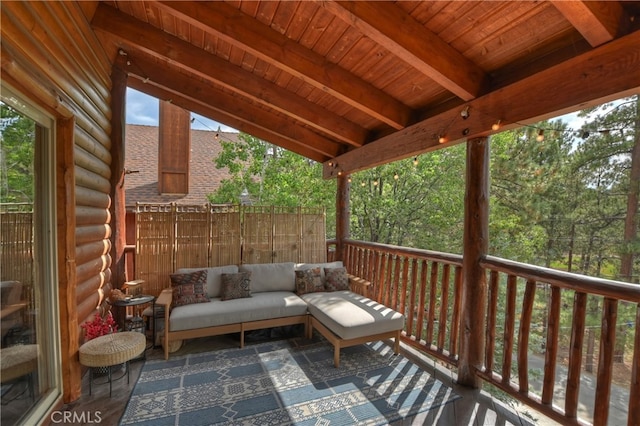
(120, 338), (460, 425)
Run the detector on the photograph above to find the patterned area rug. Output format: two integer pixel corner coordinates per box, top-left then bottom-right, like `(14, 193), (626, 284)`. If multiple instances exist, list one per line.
(120, 338), (460, 425)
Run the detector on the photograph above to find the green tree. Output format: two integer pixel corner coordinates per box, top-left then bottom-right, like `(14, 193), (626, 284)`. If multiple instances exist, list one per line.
(490, 121), (574, 265)
(208, 133), (336, 235)
(349, 145), (466, 250)
(0, 103), (35, 203)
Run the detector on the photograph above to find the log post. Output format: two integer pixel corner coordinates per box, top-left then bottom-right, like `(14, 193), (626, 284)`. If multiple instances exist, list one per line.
(109, 58), (127, 292)
(457, 136), (489, 387)
(335, 173), (350, 261)
(56, 117), (80, 403)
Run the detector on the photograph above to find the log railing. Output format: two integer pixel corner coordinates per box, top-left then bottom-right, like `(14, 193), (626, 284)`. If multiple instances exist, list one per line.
(479, 255), (640, 426)
(330, 239), (464, 367)
(329, 239), (640, 426)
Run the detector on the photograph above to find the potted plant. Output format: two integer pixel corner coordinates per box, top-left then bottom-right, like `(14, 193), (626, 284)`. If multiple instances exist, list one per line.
(81, 309), (118, 341)
(81, 307), (119, 375)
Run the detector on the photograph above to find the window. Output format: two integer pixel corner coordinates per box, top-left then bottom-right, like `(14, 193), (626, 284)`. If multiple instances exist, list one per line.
(1, 84), (62, 424)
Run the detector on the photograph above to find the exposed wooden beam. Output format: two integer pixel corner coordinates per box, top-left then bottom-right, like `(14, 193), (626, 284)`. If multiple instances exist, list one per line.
(552, 1), (628, 47)
(92, 3), (365, 148)
(324, 29), (640, 178)
(129, 76), (330, 164)
(124, 53), (342, 160)
(323, 1), (487, 101)
(155, 1), (411, 131)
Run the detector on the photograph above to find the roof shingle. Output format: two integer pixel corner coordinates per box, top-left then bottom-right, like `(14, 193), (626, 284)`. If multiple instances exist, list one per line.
(124, 124), (236, 206)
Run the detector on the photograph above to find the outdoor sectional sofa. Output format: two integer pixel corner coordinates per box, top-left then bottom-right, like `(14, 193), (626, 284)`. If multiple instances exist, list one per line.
(155, 261), (405, 367)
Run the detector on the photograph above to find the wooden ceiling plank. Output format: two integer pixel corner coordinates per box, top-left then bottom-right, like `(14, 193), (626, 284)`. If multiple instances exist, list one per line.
(551, 0), (628, 47)
(155, 1), (410, 130)
(124, 53), (342, 159)
(324, 1), (488, 101)
(92, 3), (365, 147)
(324, 29), (640, 178)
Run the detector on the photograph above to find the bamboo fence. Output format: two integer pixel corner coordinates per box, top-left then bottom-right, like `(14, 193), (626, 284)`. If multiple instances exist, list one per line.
(135, 203), (326, 296)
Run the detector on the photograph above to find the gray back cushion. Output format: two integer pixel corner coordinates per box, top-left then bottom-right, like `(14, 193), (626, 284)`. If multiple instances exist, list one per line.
(239, 262), (295, 293)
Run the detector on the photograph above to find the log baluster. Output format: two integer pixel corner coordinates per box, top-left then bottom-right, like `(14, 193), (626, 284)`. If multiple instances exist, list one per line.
(399, 256), (410, 317)
(426, 261), (438, 345)
(391, 256), (401, 310)
(437, 264), (450, 351)
(542, 285), (561, 405)
(449, 265), (463, 356)
(485, 270), (499, 373)
(502, 274), (517, 384)
(629, 304), (640, 426)
(407, 258), (418, 338)
(517, 279), (536, 393)
(565, 292), (587, 420)
(416, 260), (428, 343)
(593, 298), (617, 425)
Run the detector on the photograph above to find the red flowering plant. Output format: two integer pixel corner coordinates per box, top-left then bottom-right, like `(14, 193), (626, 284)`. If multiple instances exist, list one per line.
(81, 310), (118, 341)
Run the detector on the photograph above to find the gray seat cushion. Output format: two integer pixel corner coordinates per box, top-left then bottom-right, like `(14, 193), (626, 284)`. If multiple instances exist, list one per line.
(170, 291), (307, 332)
(302, 291), (405, 340)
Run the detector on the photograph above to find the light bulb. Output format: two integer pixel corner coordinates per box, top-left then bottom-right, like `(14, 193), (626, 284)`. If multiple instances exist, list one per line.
(536, 129), (544, 142)
(413, 157), (418, 166)
(438, 135), (447, 144)
(492, 120), (501, 131)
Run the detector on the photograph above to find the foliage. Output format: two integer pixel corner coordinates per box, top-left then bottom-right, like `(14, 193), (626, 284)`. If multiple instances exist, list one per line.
(208, 133), (337, 235)
(81, 311), (118, 341)
(349, 146), (466, 250)
(0, 103), (35, 203)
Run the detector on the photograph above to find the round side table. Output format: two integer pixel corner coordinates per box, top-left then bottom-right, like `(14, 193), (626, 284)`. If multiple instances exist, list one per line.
(79, 332), (145, 397)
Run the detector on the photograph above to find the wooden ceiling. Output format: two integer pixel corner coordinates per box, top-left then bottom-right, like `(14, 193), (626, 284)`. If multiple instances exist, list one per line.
(89, 1), (640, 178)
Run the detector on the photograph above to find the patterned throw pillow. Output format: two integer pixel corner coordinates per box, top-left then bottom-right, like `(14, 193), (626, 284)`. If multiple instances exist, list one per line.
(295, 268), (324, 295)
(324, 267), (349, 291)
(170, 270), (210, 308)
(220, 272), (252, 301)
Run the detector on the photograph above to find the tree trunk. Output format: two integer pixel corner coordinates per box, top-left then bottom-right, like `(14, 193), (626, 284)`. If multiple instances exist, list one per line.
(614, 324), (626, 363)
(585, 328), (595, 373)
(568, 223), (575, 272)
(620, 97), (640, 282)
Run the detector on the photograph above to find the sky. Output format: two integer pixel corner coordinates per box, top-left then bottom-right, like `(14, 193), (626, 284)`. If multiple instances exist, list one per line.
(125, 87), (600, 135)
(126, 87), (237, 132)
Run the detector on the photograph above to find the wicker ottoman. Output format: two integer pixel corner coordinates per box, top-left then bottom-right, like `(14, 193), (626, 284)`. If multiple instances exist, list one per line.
(0, 344), (38, 400)
(79, 332), (145, 396)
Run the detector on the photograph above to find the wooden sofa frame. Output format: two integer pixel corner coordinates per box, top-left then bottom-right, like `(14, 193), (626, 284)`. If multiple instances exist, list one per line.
(156, 288), (308, 360)
(156, 274), (398, 365)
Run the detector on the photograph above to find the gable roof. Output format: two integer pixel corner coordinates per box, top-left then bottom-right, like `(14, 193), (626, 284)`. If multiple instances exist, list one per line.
(124, 124), (236, 206)
(91, 1), (640, 178)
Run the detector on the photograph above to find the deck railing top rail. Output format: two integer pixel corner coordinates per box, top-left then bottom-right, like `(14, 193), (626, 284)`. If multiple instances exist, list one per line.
(341, 238), (464, 266)
(482, 255), (640, 303)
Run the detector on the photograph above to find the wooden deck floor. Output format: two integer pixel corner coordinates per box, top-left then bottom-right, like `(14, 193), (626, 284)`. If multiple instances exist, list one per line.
(57, 333), (559, 426)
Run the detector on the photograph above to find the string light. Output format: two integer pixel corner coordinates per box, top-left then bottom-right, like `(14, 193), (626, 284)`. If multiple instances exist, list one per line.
(413, 157), (418, 166)
(394, 172), (399, 180)
(492, 120), (501, 131)
(373, 180), (379, 186)
(438, 135), (447, 144)
(536, 129), (545, 142)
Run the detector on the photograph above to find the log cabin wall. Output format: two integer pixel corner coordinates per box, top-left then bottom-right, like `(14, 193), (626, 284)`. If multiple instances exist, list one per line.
(1, 1), (114, 403)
